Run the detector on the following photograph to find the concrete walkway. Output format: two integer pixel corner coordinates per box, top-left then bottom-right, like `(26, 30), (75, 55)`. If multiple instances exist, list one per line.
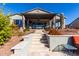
(11, 29), (68, 56)
(27, 29), (50, 56)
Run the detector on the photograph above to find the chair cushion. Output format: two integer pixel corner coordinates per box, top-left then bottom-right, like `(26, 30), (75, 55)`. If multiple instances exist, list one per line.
(72, 36), (79, 44)
(63, 44), (77, 50)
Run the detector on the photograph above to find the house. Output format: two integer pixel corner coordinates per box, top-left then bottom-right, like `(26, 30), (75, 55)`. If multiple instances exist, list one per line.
(10, 8), (66, 30)
(68, 17), (79, 29)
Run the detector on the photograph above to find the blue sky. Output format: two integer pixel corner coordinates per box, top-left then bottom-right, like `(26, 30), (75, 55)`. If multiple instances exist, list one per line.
(0, 3), (79, 25)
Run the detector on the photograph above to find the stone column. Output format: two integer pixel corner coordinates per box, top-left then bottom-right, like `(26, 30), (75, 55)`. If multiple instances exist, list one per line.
(52, 16), (56, 28)
(27, 19), (29, 28)
(58, 22), (60, 28)
(22, 16), (26, 30)
(46, 22), (49, 28)
(60, 13), (65, 29)
(49, 19), (52, 28)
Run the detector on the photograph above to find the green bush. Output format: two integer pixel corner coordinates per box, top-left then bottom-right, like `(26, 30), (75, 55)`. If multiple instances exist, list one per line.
(25, 28), (29, 31)
(0, 12), (12, 45)
(24, 27), (29, 31)
(10, 24), (19, 36)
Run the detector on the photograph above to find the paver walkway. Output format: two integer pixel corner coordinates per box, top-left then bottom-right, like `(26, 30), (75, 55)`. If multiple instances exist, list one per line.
(27, 29), (50, 56)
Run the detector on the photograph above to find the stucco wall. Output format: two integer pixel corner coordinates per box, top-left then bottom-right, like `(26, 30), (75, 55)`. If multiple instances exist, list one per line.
(9, 15), (23, 25)
(48, 35), (74, 51)
(10, 15), (22, 20)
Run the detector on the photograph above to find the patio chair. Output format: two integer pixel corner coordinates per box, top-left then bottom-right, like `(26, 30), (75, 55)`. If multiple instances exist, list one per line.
(62, 44), (77, 55)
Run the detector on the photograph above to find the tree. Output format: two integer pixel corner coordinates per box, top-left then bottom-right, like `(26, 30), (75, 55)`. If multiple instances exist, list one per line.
(0, 12), (12, 45)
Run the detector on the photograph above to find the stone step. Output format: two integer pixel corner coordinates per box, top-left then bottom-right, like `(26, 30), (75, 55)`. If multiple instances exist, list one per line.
(32, 34), (42, 36)
(30, 44), (45, 47)
(29, 46), (49, 50)
(32, 33), (42, 36)
(31, 40), (40, 41)
(31, 42), (44, 45)
(32, 40), (41, 41)
(30, 44), (44, 46)
(29, 49), (49, 52)
(28, 50), (49, 53)
(32, 35), (42, 36)
(31, 39), (41, 41)
(32, 36), (42, 37)
(30, 46), (48, 49)
(28, 51), (50, 56)
(30, 44), (45, 46)
(32, 37), (41, 40)
(31, 44), (48, 47)
(31, 40), (41, 42)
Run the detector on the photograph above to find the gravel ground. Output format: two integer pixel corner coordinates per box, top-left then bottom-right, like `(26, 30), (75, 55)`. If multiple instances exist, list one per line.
(0, 36), (21, 56)
(0, 29), (35, 56)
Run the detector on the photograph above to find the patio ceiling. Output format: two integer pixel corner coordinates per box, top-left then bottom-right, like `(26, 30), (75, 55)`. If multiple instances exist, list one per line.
(22, 13), (56, 19)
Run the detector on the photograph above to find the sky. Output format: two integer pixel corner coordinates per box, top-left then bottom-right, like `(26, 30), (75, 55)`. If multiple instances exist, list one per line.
(0, 3), (79, 25)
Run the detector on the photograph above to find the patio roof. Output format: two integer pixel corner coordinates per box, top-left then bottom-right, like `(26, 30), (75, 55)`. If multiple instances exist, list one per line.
(21, 8), (56, 19)
(23, 13), (56, 19)
(24, 8), (54, 14)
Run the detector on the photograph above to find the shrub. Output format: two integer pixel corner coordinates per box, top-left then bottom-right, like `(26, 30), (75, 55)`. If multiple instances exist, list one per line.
(10, 24), (26, 36)
(48, 29), (62, 35)
(10, 24), (20, 36)
(0, 12), (12, 45)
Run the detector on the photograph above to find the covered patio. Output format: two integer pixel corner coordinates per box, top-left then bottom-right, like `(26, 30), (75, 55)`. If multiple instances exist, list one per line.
(20, 8), (66, 29)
